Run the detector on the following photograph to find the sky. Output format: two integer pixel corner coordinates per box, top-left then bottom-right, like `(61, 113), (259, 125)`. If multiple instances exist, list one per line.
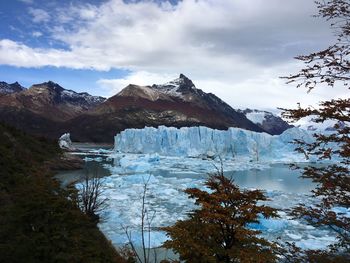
(0, 0), (346, 111)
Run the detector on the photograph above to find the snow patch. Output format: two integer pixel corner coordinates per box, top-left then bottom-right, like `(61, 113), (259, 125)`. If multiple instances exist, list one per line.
(246, 111), (268, 125)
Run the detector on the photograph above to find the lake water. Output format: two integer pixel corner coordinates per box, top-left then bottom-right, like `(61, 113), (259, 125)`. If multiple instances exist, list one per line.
(56, 147), (338, 259)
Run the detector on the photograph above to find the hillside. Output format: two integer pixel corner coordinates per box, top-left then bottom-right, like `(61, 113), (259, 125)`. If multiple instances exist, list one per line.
(0, 81), (105, 121)
(0, 123), (125, 262)
(0, 81), (25, 95)
(239, 109), (292, 135)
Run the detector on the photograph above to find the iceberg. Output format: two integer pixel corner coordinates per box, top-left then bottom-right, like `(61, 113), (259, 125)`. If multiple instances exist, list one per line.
(114, 126), (313, 161)
(58, 133), (75, 150)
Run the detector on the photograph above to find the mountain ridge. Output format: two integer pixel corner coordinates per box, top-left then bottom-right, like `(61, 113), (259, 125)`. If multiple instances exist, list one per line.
(0, 81), (105, 122)
(0, 76), (291, 142)
(239, 108), (292, 135)
(0, 81), (25, 95)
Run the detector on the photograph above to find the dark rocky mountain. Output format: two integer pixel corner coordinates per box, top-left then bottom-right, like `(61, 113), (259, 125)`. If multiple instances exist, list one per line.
(239, 108), (292, 135)
(0, 81), (105, 139)
(0, 81), (25, 95)
(0, 81), (105, 122)
(66, 74), (265, 142)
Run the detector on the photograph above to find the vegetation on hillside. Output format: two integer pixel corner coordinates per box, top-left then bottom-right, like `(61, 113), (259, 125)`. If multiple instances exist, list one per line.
(0, 123), (125, 263)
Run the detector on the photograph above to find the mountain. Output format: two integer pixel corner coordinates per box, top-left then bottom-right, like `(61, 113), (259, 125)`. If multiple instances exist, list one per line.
(239, 109), (292, 135)
(67, 74), (265, 142)
(0, 81), (105, 139)
(0, 81), (105, 121)
(0, 75), (292, 142)
(0, 81), (25, 95)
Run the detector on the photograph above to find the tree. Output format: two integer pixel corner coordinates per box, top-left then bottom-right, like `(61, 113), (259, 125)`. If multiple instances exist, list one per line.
(76, 173), (108, 223)
(162, 168), (278, 263)
(282, 0), (350, 260)
(122, 175), (159, 263)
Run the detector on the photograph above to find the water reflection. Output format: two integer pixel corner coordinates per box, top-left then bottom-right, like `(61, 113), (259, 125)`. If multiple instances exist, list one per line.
(227, 164), (315, 193)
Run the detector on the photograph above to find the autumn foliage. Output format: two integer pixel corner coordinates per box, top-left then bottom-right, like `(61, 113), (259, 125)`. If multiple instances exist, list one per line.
(281, 0), (350, 261)
(162, 169), (278, 263)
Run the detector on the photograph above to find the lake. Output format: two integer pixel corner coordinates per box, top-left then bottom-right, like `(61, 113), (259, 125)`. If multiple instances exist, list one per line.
(55, 146), (337, 260)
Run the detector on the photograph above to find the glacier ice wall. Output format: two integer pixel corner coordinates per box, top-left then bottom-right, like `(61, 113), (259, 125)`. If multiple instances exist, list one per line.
(114, 126), (313, 161)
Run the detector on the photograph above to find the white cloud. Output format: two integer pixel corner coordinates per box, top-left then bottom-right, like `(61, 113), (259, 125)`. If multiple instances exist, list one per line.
(28, 8), (50, 23)
(32, 31), (43, 37)
(0, 39), (111, 70)
(18, 0), (33, 4)
(97, 67), (348, 110)
(1, 0), (341, 109)
(97, 71), (178, 96)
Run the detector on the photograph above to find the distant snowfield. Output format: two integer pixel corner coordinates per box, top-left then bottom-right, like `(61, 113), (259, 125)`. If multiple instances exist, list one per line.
(71, 126), (346, 253)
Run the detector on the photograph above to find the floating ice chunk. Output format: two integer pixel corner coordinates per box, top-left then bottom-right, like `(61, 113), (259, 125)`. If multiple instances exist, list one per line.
(249, 217), (288, 232)
(286, 232), (302, 240)
(296, 236), (337, 250)
(89, 148), (113, 154)
(119, 156), (152, 173)
(83, 156), (103, 162)
(332, 207), (350, 218)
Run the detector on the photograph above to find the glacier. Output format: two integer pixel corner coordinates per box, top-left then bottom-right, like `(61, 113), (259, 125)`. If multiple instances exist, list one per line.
(114, 126), (313, 161)
(66, 127), (340, 252)
(68, 125), (341, 252)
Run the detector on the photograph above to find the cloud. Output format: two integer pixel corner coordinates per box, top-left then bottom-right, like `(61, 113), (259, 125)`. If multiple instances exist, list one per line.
(32, 31), (43, 37)
(97, 71), (178, 96)
(0, 0), (340, 109)
(18, 0), (33, 4)
(9, 0), (333, 71)
(97, 67), (347, 110)
(0, 39), (112, 70)
(28, 8), (50, 23)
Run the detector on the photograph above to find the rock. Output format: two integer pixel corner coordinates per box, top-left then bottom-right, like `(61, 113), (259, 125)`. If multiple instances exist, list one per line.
(48, 153), (84, 171)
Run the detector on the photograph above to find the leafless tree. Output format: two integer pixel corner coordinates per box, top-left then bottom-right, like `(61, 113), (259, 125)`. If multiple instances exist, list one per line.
(122, 175), (158, 263)
(76, 173), (108, 222)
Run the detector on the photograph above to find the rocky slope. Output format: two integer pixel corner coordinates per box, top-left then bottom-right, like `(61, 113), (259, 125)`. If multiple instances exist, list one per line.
(67, 74), (265, 142)
(0, 81), (25, 95)
(0, 81), (105, 138)
(239, 108), (292, 135)
(0, 81), (105, 121)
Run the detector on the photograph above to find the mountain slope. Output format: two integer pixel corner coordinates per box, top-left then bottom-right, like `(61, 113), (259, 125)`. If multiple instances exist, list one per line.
(0, 81), (105, 122)
(0, 81), (106, 138)
(240, 109), (292, 135)
(0, 81), (25, 95)
(67, 74), (264, 142)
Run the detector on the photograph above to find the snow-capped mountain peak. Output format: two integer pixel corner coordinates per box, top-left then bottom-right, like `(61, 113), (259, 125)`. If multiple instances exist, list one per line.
(117, 74), (197, 101)
(239, 109), (292, 135)
(151, 73), (196, 98)
(28, 81), (105, 106)
(0, 81), (25, 95)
